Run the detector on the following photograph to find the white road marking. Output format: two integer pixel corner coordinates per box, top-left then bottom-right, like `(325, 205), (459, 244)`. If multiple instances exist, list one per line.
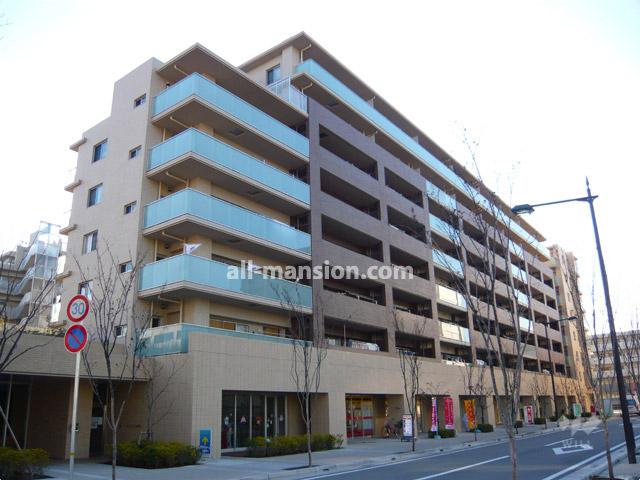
(545, 438), (570, 446)
(413, 455), (510, 479)
(542, 434), (640, 480)
(552, 443), (593, 455)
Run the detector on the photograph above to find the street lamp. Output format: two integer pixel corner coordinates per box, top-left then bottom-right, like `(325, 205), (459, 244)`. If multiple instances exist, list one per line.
(512, 178), (636, 464)
(541, 316), (577, 426)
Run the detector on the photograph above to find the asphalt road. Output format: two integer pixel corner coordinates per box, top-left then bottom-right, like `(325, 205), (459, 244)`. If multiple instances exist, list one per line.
(301, 418), (639, 480)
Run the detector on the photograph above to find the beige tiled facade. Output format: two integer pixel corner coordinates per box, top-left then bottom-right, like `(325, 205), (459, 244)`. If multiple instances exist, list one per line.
(2, 33), (587, 459)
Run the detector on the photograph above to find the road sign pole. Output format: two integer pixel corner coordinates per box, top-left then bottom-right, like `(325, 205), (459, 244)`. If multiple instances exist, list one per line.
(69, 351), (80, 480)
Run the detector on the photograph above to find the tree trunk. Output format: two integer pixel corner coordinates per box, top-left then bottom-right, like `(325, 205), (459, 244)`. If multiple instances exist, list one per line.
(112, 429), (117, 480)
(508, 433), (518, 480)
(411, 413), (416, 452)
(306, 394), (312, 468)
(603, 419), (613, 479)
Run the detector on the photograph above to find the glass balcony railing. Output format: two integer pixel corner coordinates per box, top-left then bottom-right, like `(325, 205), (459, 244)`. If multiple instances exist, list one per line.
(523, 344), (537, 358)
(139, 254), (312, 309)
(266, 77), (308, 112)
(429, 213), (454, 238)
(516, 289), (530, 307)
(433, 249), (464, 277)
(426, 181), (457, 210)
(296, 59), (548, 258)
(439, 321), (470, 344)
(519, 316), (533, 332)
(153, 73), (309, 158)
(140, 323), (297, 356)
(148, 129), (310, 204)
(511, 263), (528, 282)
(144, 189), (311, 255)
(437, 284), (467, 310)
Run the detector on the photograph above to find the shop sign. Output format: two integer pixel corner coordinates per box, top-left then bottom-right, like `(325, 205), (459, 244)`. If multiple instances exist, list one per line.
(525, 405), (534, 424)
(444, 397), (454, 429)
(402, 414), (413, 439)
(431, 397), (438, 432)
(463, 399), (476, 430)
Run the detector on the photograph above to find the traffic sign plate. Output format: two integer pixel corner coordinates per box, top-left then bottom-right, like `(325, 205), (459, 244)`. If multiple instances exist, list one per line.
(65, 324), (88, 353)
(67, 294), (89, 323)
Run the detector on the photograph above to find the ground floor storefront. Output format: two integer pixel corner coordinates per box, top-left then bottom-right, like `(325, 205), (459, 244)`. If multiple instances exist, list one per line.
(0, 331), (590, 460)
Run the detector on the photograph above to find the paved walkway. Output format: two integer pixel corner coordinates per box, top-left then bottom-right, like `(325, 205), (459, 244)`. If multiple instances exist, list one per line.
(44, 424), (556, 480)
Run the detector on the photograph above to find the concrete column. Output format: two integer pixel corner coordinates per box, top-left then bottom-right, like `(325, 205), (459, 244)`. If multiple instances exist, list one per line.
(327, 391), (346, 439)
(189, 178), (212, 195)
(183, 298), (211, 326)
(190, 362), (221, 457)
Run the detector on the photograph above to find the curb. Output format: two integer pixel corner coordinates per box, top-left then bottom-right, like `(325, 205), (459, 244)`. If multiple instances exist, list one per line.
(236, 425), (568, 480)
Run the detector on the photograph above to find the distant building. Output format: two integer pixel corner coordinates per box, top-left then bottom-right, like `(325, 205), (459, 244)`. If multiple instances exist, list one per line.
(548, 245), (593, 408)
(0, 221), (63, 328)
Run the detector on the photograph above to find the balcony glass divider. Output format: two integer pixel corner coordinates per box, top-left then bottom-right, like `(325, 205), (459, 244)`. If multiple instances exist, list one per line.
(154, 73), (309, 158)
(144, 189), (311, 255)
(149, 128), (310, 204)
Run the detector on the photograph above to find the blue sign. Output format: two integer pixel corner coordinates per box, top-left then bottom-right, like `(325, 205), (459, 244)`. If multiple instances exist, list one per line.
(199, 429), (211, 456)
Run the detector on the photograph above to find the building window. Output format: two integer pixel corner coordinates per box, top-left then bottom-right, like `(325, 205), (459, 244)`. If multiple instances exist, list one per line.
(266, 65), (281, 85)
(92, 140), (108, 162)
(221, 392), (287, 449)
(133, 94), (146, 108)
(115, 325), (127, 337)
(78, 280), (93, 300)
(87, 184), (103, 207)
(119, 261), (133, 274)
(124, 202), (137, 215)
(152, 316), (161, 328)
(129, 146), (141, 159)
(83, 231), (98, 254)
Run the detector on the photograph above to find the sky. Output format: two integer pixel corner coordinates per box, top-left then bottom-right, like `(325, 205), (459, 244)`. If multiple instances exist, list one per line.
(0, 0), (638, 330)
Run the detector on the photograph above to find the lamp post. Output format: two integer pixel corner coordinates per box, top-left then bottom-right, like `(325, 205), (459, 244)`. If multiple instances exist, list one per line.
(512, 178), (636, 464)
(542, 316), (577, 426)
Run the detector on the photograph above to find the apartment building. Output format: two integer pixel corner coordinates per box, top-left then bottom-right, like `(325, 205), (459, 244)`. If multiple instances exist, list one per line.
(1, 33), (587, 459)
(588, 330), (640, 401)
(548, 245), (592, 409)
(0, 221), (63, 328)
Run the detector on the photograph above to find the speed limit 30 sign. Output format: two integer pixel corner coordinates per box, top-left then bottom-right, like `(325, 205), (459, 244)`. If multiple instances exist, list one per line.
(66, 294), (89, 323)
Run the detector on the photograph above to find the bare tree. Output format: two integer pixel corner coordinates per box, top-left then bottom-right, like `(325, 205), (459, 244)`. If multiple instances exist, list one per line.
(74, 246), (150, 480)
(461, 360), (492, 432)
(276, 285), (326, 468)
(618, 319), (640, 401)
(392, 310), (424, 452)
(141, 357), (183, 442)
(528, 373), (549, 424)
(432, 136), (538, 479)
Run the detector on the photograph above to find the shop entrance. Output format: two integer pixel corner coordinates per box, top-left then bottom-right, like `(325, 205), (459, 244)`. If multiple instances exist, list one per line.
(345, 396), (373, 438)
(221, 392), (287, 449)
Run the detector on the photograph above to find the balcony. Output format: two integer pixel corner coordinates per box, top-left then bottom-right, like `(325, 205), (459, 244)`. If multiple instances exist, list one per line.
(153, 73), (309, 164)
(515, 289), (529, 307)
(294, 59), (548, 258)
(519, 316), (533, 333)
(139, 254), (312, 312)
(439, 321), (470, 345)
(510, 263), (527, 282)
(426, 181), (456, 210)
(436, 284), (467, 310)
(429, 213), (454, 239)
(433, 249), (464, 277)
(523, 344), (538, 359)
(266, 77), (308, 112)
(148, 128), (309, 210)
(143, 189), (311, 261)
(141, 323), (297, 356)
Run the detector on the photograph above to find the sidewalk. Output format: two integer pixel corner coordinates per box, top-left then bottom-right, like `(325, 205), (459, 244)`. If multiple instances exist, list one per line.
(44, 424), (557, 480)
